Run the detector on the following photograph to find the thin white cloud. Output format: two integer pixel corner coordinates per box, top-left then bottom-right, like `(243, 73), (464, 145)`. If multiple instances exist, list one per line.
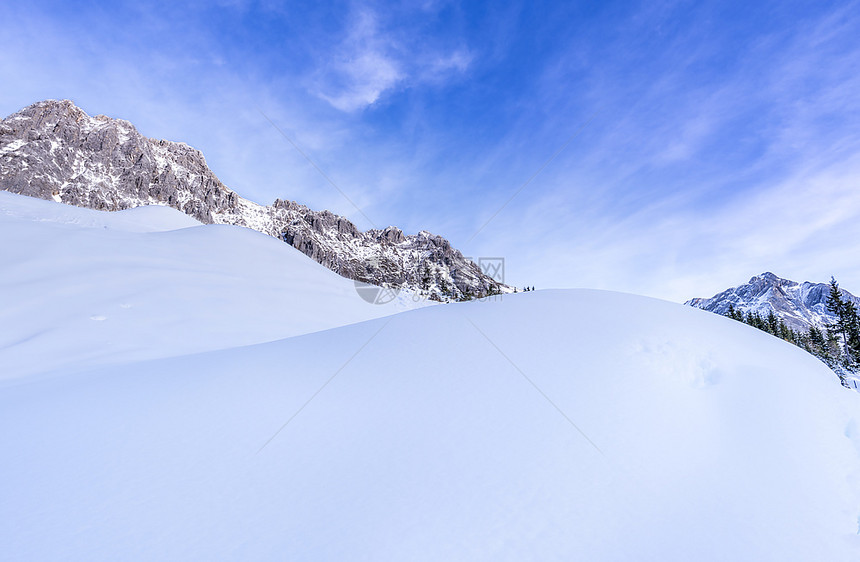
(419, 49), (473, 84)
(317, 52), (404, 112)
(431, 49), (473, 73)
(311, 7), (471, 112)
(313, 9), (403, 112)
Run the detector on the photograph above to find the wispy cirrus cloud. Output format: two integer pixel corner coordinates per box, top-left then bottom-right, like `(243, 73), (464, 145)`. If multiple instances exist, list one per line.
(421, 49), (473, 82)
(311, 6), (471, 112)
(312, 9), (403, 112)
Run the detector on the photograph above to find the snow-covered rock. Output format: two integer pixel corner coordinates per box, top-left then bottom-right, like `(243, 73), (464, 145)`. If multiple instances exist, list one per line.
(686, 271), (860, 332)
(0, 100), (508, 301)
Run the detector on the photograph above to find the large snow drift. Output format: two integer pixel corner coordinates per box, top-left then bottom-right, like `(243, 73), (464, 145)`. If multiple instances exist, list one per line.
(2, 192), (860, 560)
(0, 191), (426, 379)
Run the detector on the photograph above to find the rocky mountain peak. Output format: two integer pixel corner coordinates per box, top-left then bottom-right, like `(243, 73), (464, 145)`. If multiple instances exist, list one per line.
(753, 271), (779, 282)
(687, 272), (859, 332)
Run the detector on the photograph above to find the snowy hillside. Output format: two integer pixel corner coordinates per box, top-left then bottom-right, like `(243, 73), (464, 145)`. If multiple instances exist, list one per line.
(0, 191), (427, 379)
(3, 195), (860, 560)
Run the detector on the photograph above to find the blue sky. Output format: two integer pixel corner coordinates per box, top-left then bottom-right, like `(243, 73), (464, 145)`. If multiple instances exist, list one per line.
(2, 0), (860, 300)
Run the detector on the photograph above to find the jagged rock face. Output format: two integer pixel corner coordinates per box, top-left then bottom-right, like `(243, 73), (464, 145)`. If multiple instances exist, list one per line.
(686, 272), (860, 333)
(0, 100), (508, 301)
(0, 100), (239, 222)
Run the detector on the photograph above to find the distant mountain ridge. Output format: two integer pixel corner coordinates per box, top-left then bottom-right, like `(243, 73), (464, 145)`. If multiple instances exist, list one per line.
(686, 272), (860, 333)
(0, 99), (508, 301)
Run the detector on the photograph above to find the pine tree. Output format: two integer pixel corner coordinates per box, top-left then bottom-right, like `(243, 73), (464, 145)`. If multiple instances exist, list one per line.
(750, 311), (765, 331)
(727, 304), (742, 321)
(827, 277), (848, 348)
(797, 329), (805, 346)
(766, 311), (779, 335)
(843, 299), (860, 369)
(787, 327), (799, 344)
(777, 319), (789, 341)
(824, 276), (860, 371)
(827, 330), (841, 363)
(807, 326), (828, 361)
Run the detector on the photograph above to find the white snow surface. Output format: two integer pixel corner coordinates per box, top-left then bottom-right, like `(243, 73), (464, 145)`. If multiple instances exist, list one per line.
(3, 192), (860, 560)
(0, 191), (429, 379)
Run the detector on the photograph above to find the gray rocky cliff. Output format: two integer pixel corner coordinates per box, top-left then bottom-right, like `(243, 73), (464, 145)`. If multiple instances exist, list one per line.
(1, 99), (509, 301)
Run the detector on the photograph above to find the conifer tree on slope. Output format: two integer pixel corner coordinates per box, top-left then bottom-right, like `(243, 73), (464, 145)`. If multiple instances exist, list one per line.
(827, 277), (848, 347)
(843, 299), (860, 370)
(766, 310), (779, 335)
(808, 326), (826, 356)
(826, 277), (860, 377)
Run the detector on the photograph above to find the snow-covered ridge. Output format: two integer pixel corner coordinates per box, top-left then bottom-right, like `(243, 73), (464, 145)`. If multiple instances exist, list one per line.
(0, 99), (509, 301)
(686, 271), (860, 332)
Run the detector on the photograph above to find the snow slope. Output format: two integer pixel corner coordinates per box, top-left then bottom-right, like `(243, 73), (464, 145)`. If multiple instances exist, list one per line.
(3, 192), (860, 560)
(0, 191), (428, 379)
(3, 288), (860, 560)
